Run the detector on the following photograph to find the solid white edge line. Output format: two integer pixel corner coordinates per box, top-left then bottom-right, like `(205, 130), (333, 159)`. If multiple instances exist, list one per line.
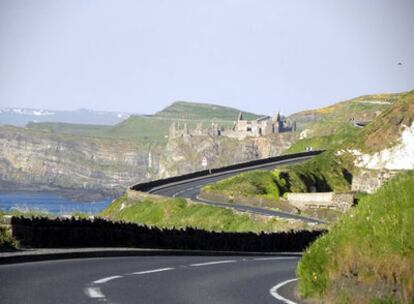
(269, 278), (298, 304)
(190, 259), (237, 267)
(132, 267), (174, 275)
(85, 287), (105, 298)
(253, 257), (299, 261)
(93, 275), (123, 284)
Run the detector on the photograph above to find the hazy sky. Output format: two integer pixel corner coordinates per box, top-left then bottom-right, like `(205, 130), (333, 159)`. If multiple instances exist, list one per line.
(1, 0), (413, 115)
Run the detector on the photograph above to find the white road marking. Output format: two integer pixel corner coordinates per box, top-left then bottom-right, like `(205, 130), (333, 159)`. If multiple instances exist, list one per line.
(269, 278), (298, 304)
(85, 287), (105, 298)
(93, 275), (123, 284)
(253, 257), (298, 261)
(131, 267), (174, 275)
(190, 260), (237, 267)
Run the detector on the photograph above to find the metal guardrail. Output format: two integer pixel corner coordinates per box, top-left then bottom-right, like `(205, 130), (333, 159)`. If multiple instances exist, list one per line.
(130, 150), (324, 193)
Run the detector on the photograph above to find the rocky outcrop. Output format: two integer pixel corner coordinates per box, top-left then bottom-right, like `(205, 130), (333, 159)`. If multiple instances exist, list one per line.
(158, 133), (296, 178)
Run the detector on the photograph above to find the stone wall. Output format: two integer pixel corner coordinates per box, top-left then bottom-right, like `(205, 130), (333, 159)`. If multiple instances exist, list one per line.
(351, 169), (398, 194)
(286, 192), (354, 212)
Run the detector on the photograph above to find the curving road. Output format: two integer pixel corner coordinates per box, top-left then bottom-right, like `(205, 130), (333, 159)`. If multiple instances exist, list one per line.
(0, 154), (319, 304)
(0, 255), (300, 304)
(150, 155), (325, 224)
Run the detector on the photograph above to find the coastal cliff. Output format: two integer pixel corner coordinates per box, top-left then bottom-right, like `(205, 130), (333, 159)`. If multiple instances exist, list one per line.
(0, 126), (160, 199)
(0, 125), (296, 199)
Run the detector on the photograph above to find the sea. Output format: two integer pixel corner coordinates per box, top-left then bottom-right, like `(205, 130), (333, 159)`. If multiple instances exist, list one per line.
(0, 192), (112, 215)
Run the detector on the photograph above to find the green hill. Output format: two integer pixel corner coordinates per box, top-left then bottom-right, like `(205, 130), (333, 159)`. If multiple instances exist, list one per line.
(154, 101), (261, 121)
(27, 101), (262, 143)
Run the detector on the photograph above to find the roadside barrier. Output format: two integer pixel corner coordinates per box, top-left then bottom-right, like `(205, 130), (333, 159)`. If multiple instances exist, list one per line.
(131, 151), (323, 192)
(11, 216), (325, 252)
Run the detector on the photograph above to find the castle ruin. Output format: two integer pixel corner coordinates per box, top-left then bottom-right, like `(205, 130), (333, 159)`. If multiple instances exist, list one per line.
(168, 112), (296, 140)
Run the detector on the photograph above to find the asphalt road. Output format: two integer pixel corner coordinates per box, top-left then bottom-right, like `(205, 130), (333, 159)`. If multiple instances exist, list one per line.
(151, 156), (325, 224)
(0, 255), (300, 304)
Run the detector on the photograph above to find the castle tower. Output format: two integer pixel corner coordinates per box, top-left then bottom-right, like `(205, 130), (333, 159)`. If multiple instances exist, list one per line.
(193, 122), (203, 136)
(275, 111), (281, 122)
(237, 112), (243, 121)
(183, 122), (189, 135)
(169, 122), (177, 138)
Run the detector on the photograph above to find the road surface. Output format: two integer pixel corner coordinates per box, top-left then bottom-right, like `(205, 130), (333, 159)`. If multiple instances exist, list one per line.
(150, 155), (325, 224)
(0, 255), (300, 304)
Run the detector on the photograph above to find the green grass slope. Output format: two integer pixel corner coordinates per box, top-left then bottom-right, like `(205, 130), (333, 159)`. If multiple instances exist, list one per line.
(289, 93), (401, 136)
(297, 171), (414, 303)
(154, 101), (261, 121)
(100, 194), (310, 233)
(203, 170), (282, 200)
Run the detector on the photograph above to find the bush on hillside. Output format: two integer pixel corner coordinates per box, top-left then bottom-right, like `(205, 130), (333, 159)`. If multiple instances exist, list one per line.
(204, 170), (282, 200)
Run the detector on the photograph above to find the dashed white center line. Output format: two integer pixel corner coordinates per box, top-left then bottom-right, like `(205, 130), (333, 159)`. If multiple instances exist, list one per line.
(93, 275), (123, 284)
(131, 267), (174, 275)
(85, 287), (105, 298)
(189, 260), (237, 267)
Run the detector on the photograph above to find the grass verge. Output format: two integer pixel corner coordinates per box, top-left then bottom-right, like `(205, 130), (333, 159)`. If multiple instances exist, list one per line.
(100, 194), (315, 233)
(297, 171), (414, 303)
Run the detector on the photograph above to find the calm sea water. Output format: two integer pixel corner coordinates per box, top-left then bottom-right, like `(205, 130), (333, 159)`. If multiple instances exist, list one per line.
(0, 192), (112, 215)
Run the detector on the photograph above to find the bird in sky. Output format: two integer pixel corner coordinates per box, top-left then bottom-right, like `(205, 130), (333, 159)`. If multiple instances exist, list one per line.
(397, 62), (403, 66)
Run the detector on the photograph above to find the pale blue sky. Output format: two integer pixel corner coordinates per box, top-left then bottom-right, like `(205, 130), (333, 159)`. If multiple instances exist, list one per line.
(1, 0), (413, 115)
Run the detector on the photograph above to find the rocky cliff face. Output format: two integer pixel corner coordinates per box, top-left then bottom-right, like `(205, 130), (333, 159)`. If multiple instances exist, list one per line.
(0, 126), (296, 199)
(0, 126), (160, 199)
(158, 133), (296, 178)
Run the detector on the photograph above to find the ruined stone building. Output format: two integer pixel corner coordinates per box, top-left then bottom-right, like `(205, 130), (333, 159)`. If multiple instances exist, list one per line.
(232, 112), (296, 137)
(168, 112), (296, 140)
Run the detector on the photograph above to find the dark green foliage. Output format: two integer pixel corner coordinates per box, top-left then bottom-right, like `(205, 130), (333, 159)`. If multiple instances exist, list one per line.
(11, 216), (324, 252)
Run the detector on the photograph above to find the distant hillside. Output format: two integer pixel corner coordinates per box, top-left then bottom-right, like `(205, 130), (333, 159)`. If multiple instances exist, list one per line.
(154, 101), (261, 121)
(27, 101), (262, 143)
(288, 93), (402, 137)
(289, 90), (414, 153)
(0, 108), (130, 126)
(27, 122), (113, 138)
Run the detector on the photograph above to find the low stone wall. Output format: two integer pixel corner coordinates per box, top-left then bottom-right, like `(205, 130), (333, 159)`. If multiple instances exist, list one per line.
(286, 192), (354, 212)
(352, 169), (398, 194)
